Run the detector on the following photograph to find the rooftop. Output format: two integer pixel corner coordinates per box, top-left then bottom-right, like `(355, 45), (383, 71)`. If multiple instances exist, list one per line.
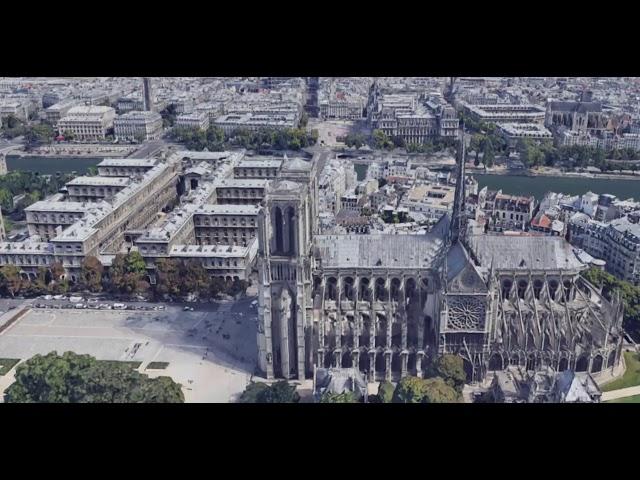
(66, 176), (130, 187)
(470, 234), (589, 271)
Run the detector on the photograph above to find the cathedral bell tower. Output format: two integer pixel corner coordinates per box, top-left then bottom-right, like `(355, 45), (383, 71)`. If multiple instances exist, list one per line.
(257, 156), (318, 380)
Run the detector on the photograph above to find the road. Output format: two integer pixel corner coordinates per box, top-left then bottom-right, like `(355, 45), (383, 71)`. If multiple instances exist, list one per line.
(130, 138), (171, 158)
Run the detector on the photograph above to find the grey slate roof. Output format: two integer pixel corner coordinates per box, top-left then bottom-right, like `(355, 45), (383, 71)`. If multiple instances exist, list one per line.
(469, 234), (587, 271)
(314, 233), (445, 269)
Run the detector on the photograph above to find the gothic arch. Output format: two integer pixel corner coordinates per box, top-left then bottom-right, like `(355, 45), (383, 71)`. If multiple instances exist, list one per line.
(533, 279), (543, 299)
(502, 279), (512, 300)
(285, 206), (296, 255)
(359, 277), (371, 302)
(326, 277), (337, 301)
(488, 353), (503, 371)
(575, 355), (589, 372)
(558, 357), (569, 372)
(359, 352), (370, 373)
(607, 350), (617, 369)
(375, 278), (387, 301)
(341, 351), (353, 368)
(273, 206), (283, 253)
(343, 277), (355, 301)
(591, 354), (604, 373)
(517, 280), (528, 299)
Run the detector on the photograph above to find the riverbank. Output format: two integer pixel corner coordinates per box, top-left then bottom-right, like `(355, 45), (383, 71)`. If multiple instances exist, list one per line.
(469, 166), (640, 182)
(476, 173), (640, 200)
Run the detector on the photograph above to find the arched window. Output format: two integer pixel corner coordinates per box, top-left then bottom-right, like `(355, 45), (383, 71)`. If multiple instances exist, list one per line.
(591, 355), (603, 373)
(286, 206), (296, 255)
(533, 279), (543, 299)
(343, 277), (355, 301)
(517, 280), (528, 299)
(502, 279), (513, 300)
(274, 207), (283, 253)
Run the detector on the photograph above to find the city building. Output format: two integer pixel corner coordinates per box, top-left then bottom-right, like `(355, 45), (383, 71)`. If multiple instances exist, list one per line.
(96, 158), (160, 178)
(45, 99), (79, 125)
(481, 189), (535, 232)
(213, 112), (297, 134)
(25, 200), (89, 241)
(569, 214), (640, 284)
(114, 111), (163, 141)
(462, 103), (546, 124)
(175, 112), (209, 131)
(498, 123), (553, 148)
(65, 176), (130, 202)
(57, 105), (116, 141)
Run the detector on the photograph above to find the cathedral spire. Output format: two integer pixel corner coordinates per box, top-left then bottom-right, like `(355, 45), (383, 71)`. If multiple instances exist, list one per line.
(449, 120), (466, 246)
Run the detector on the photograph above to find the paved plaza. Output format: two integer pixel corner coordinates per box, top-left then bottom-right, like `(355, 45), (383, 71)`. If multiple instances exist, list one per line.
(0, 299), (259, 403)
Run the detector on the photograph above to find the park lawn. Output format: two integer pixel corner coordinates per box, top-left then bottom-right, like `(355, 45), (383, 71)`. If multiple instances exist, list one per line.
(602, 352), (640, 392)
(146, 362), (169, 370)
(0, 358), (20, 376)
(605, 394), (640, 404)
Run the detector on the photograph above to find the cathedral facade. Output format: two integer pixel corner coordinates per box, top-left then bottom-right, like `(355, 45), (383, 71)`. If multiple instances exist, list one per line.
(256, 146), (624, 383)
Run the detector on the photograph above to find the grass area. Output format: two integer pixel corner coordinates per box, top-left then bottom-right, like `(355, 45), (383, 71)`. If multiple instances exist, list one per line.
(0, 358), (20, 376)
(606, 394), (640, 404)
(602, 352), (640, 392)
(146, 362), (169, 370)
(98, 361), (142, 370)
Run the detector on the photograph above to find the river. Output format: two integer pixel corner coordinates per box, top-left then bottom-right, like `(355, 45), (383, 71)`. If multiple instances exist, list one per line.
(475, 174), (640, 200)
(6, 154), (101, 175)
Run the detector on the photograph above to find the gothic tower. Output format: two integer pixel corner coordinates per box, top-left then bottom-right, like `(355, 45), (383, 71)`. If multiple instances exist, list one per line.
(257, 155), (319, 380)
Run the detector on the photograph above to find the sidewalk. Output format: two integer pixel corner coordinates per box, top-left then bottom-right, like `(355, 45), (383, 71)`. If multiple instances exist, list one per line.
(602, 385), (640, 402)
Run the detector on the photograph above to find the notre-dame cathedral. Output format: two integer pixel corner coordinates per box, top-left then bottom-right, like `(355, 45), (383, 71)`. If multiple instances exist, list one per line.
(256, 137), (624, 383)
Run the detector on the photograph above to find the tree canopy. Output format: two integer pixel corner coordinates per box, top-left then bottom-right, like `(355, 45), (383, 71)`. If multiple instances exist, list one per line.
(319, 391), (359, 403)
(391, 375), (460, 403)
(238, 381), (300, 403)
(582, 268), (640, 341)
(4, 351), (184, 403)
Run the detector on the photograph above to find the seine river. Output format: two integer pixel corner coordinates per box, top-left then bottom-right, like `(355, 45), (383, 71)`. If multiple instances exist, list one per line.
(475, 174), (640, 200)
(6, 155), (101, 175)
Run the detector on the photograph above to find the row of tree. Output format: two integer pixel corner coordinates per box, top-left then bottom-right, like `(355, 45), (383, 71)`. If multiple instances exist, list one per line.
(581, 268), (640, 341)
(237, 355), (466, 403)
(169, 125), (319, 152)
(4, 351), (184, 403)
(0, 252), (248, 300)
(0, 115), (55, 146)
(345, 130), (457, 155)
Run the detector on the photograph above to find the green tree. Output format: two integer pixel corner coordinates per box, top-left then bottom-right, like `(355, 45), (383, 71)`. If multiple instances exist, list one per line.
(238, 382), (269, 403)
(431, 354), (467, 393)
(421, 377), (460, 403)
(392, 376), (429, 403)
(238, 380), (300, 403)
(180, 259), (210, 298)
(0, 265), (22, 297)
(376, 381), (395, 403)
(372, 129), (393, 150)
(80, 256), (104, 292)
(109, 252), (148, 294)
(0, 188), (13, 211)
(154, 258), (181, 297)
(4, 351), (184, 403)
(319, 391), (359, 403)
(482, 138), (495, 167)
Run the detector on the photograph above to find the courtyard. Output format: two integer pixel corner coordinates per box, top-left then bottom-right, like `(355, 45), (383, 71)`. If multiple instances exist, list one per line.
(0, 298), (259, 403)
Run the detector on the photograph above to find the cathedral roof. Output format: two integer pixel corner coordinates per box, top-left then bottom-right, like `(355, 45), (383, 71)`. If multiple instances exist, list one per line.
(469, 234), (587, 271)
(313, 233), (445, 269)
